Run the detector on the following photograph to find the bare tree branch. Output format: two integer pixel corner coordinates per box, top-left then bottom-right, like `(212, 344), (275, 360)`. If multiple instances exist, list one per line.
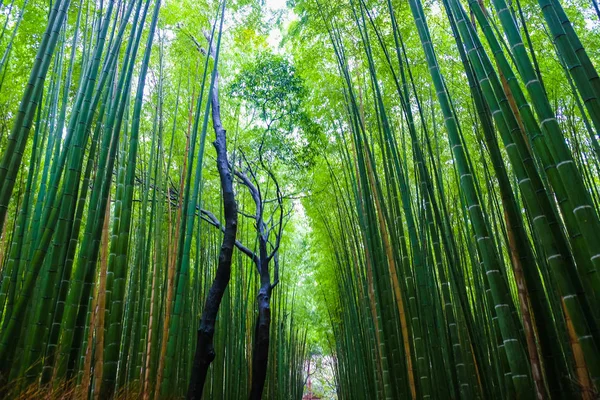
(200, 209), (259, 266)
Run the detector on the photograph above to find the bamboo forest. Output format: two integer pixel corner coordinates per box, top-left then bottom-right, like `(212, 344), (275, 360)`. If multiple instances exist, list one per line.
(1, 0), (600, 397)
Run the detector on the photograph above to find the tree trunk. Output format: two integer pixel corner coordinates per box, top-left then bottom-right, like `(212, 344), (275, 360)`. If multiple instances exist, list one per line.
(249, 285), (272, 400)
(187, 72), (237, 399)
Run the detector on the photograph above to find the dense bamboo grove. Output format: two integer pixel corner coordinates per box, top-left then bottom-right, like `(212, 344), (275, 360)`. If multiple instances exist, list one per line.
(0, 0), (599, 398)
(0, 0), (307, 398)
(296, 0), (600, 398)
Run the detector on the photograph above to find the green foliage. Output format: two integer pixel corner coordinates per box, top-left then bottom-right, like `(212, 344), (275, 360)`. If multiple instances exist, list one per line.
(230, 51), (322, 168)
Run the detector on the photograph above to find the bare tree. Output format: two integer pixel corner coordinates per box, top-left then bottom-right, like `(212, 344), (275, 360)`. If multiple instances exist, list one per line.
(190, 40), (298, 400)
(201, 150), (291, 400)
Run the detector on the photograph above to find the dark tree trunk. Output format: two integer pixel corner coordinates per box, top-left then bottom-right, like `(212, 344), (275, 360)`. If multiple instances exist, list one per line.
(187, 74), (237, 400)
(249, 239), (272, 400)
(249, 285), (272, 400)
